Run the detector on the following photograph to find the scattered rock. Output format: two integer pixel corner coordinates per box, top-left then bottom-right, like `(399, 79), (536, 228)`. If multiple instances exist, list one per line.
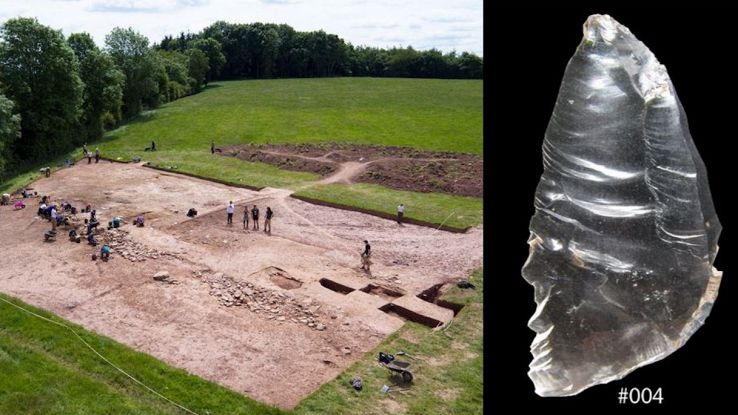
(316, 323), (326, 331)
(153, 271), (169, 281)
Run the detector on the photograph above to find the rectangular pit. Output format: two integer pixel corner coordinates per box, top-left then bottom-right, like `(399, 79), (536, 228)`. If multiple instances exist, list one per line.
(416, 283), (465, 316)
(378, 303), (443, 328)
(319, 278), (355, 295)
(358, 284), (404, 301)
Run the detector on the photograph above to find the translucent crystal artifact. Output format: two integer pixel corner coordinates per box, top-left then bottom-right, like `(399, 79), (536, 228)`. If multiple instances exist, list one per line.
(522, 14), (722, 396)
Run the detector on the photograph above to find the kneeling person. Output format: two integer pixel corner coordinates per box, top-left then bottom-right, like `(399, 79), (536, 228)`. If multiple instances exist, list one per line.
(100, 244), (111, 261)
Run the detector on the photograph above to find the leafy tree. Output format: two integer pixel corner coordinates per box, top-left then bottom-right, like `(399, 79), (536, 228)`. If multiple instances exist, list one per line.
(457, 52), (483, 79)
(0, 93), (21, 178)
(0, 17), (83, 162)
(186, 48), (209, 90)
(189, 37), (225, 81)
(105, 27), (160, 118)
(147, 52), (170, 108)
(156, 50), (189, 101)
(68, 32), (125, 142)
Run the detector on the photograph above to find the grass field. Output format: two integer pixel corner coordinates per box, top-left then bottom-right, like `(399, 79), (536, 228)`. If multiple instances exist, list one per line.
(145, 151), (319, 189)
(0, 269), (482, 415)
(101, 78), (482, 157)
(295, 183), (483, 230)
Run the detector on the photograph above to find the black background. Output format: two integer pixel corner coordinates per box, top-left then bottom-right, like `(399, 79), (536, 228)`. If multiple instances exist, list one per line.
(487, 7), (735, 411)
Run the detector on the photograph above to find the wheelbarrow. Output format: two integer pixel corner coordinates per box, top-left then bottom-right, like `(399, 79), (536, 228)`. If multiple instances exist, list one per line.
(378, 352), (413, 383)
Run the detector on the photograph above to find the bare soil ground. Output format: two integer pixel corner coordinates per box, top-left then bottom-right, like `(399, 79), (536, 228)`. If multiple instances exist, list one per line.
(0, 162), (483, 409)
(221, 143), (483, 197)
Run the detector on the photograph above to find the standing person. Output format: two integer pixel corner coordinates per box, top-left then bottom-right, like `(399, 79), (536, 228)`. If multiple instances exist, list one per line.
(264, 207), (273, 234)
(251, 205), (260, 230)
(87, 151), (92, 164)
(95, 148), (100, 163)
(397, 203), (405, 224)
(360, 240), (372, 272)
(242, 205), (249, 229)
(211, 141), (215, 154)
(151, 141), (156, 151)
(226, 201), (234, 225)
(82, 143), (88, 156)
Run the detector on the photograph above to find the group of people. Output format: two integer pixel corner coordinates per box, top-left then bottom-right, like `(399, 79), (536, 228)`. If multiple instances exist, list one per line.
(226, 201), (273, 234)
(36, 194), (114, 259)
(82, 144), (101, 164)
(227, 199), (400, 272)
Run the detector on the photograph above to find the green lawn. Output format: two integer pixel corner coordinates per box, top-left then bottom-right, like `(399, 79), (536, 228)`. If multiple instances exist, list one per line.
(101, 78), (482, 156)
(0, 293), (286, 415)
(294, 269), (484, 415)
(294, 183), (483, 230)
(0, 268), (483, 415)
(144, 150), (319, 190)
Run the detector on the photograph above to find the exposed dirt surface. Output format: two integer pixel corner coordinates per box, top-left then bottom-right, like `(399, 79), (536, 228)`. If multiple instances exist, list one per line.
(0, 162), (482, 409)
(220, 143), (483, 197)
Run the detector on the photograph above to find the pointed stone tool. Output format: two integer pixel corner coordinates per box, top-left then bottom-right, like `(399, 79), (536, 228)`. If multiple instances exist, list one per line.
(522, 14), (722, 396)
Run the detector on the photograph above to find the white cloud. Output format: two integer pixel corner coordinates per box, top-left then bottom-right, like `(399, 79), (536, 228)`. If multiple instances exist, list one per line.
(0, 0), (483, 56)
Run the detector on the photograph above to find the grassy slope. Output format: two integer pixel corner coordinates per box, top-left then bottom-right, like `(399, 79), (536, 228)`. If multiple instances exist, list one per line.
(0, 293), (286, 415)
(294, 269), (483, 415)
(101, 78), (482, 156)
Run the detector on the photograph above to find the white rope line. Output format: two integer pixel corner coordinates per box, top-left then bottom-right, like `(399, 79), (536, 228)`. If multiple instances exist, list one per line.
(0, 295), (199, 415)
(432, 210), (456, 235)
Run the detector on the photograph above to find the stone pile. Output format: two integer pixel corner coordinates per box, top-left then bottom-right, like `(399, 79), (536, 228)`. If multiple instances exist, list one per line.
(106, 228), (165, 262)
(196, 270), (327, 331)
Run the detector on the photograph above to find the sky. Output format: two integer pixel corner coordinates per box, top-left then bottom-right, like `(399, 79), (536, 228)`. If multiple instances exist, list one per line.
(0, 0), (483, 56)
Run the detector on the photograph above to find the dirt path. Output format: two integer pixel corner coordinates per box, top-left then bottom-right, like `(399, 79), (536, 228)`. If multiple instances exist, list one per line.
(0, 162), (483, 409)
(223, 143), (483, 197)
(317, 161), (367, 184)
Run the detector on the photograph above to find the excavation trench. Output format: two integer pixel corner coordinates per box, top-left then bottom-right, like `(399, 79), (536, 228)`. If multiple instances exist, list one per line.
(379, 303), (443, 328)
(319, 278), (355, 294)
(417, 283), (465, 316)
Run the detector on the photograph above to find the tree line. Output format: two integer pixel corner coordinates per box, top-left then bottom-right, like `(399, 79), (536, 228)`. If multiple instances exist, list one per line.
(0, 18), (482, 181)
(160, 21), (483, 80)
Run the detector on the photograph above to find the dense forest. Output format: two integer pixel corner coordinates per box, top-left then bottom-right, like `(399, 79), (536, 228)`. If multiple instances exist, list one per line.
(0, 18), (483, 181)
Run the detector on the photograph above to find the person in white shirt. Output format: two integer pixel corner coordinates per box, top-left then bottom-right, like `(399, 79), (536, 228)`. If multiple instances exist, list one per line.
(226, 201), (234, 225)
(397, 203), (405, 224)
